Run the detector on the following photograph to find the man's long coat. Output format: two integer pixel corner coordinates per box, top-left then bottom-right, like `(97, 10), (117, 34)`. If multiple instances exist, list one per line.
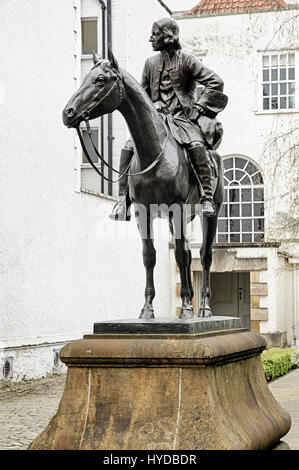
(141, 49), (228, 148)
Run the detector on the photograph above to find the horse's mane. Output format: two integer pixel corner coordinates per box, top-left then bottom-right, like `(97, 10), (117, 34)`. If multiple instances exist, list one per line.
(119, 68), (162, 116)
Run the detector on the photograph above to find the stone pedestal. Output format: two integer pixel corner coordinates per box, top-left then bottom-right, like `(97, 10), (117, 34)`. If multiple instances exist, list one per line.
(28, 318), (291, 450)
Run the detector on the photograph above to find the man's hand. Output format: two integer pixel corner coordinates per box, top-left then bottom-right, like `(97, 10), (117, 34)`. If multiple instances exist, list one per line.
(188, 107), (200, 122)
(188, 105), (207, 122)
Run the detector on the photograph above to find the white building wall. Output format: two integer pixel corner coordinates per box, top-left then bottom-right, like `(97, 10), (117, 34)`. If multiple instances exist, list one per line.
(177, 9), (298, 225)
(174, 8), (298, 344)
(0, 0), (172, 381)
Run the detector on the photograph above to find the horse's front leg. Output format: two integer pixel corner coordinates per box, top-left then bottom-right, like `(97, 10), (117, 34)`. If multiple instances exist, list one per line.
(171, 211), (194, 320)
(139, 238), (156, 319)
(136, 210), (156, 319)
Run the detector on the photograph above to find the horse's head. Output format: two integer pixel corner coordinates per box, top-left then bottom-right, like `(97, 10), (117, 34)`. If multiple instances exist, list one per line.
(63, 49), (122, 128)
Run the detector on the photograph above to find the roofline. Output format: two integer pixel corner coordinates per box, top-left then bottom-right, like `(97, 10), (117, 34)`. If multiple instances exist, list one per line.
(172, 4), (299, 20)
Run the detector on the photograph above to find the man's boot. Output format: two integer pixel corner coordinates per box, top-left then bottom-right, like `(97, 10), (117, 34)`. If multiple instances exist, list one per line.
(109, 147), (134, 221)
(188, 144), (216, 217)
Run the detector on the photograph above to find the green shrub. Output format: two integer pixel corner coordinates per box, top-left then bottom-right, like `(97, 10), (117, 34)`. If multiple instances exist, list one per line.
(261, 348), (299, 382)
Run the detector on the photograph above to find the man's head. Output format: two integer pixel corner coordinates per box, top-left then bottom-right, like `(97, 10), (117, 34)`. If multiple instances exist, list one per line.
(149, 18), (181, 52)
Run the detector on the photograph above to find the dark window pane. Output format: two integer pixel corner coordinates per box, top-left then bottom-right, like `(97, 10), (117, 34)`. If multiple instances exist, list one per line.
(263, 69), (269, 81)
(242, 219), (252, 232)
(254, 203), (264, 216)
(81, 19), (98, 55)
(235, 169), (244, 181)
(242, 233), (252, 242)
(271, 97), (278, 109)
(82, 129), (98, 163)
(229, 204), (240, 217)
(242, 204), (252, 217)
(263, 84), (270, 96)
(240, 174), (251, 185)
(271, 83), (278, 95)
(254, 219), (265, 231)
(230, 181), (239, 186)
(271, 55), (278, 66)
(219, 204), (228, 217)
(271, 69), (278, 81)
(280, 54), (286, 66)
(289, 96), (295, 109)
(225, 169), (234, 181)
(218, 234), (228, 243)
(223, 158), (233, 170)
(280, 83), (287, 95)
(252, 172), (263, 185)
(289, 68), (295, 80)
(288, 53), (295, 66)
(254, 233), (264, 242)
(230, 234), (240, 242)
(280, 68), (286, 80)
(242, 188), (252, 202)
(218, 220), (228, 232)
(245, 161), (258, 176)
(280, 97), (287, 109)
(263, 98), (270, 110)
(288, 82), (295, 95)
(224, 189), (228, 203)
(229, 188), (240, 202)
(230, 219), (240, 232)
(235, 157), (246, 169)
(254, 188), (264, 201)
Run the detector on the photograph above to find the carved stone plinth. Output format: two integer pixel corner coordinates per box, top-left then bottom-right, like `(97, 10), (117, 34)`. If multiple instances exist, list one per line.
(28, 324), (291, 450)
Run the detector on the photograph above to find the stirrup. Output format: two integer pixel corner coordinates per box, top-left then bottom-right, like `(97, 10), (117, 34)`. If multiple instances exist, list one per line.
(109, 201), (131, 221)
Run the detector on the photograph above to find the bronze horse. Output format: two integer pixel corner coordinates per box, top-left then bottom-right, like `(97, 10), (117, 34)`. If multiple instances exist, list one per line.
(62, 51), (224, 320)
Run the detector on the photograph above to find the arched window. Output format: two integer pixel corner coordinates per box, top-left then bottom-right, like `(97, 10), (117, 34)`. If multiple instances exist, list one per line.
(216, 156), (265, 243)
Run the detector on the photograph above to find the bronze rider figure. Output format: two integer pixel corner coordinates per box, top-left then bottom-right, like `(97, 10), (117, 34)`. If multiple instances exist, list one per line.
(109, 18), (227, 221)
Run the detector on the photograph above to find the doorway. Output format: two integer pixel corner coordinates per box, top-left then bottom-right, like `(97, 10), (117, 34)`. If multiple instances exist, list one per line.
(193, 271), (251, 330)
(210, 272), (251, 330)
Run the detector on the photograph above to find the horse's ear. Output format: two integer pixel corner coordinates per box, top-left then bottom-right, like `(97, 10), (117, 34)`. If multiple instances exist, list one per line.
(92, 50), (101, 65)
(108, 44), (120, 71)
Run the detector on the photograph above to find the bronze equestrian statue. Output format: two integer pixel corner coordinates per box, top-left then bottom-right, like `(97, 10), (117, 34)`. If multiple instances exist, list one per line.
(63, 18), (228, 320)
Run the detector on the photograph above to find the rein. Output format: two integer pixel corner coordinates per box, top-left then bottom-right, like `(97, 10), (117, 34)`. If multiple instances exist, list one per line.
(76, 73), (166, 183)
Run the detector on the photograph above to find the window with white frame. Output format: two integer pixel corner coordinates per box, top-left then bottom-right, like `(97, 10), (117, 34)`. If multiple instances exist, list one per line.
(261, 51), (296, 111)
(216, 156), (265, 243)
(80, 8), (113, 197)
(81, 18), (98, 55)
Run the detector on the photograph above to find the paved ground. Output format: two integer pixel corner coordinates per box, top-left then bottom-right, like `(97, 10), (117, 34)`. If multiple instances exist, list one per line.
(0, 368), (298, 450)
(0, 374), (66, 450)
(269, 368), (299, 450)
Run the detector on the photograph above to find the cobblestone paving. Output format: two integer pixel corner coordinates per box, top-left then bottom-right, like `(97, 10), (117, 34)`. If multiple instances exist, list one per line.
(0, 369), (298, 450)
(269, 368), (299, 451)
(0, 374), (66, 450)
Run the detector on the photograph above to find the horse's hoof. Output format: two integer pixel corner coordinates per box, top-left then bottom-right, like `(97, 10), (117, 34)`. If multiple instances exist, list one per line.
(139, 308), (155, 320)
(198, 307), (212, 318)
(179, 307), (194, 320)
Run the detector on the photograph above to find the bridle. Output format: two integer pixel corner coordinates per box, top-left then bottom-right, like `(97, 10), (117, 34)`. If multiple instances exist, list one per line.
(76, 70), (166, 183)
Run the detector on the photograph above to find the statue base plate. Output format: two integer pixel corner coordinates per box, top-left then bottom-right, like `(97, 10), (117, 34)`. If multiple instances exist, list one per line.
(93, 315), (242, 335)
(28, 328), (291, 450)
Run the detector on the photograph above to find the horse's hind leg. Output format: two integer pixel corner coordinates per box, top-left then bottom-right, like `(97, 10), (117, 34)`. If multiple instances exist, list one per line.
(199, 154), (224, 317)
(136, 209), (156, 319)
(199, 215), (217, 317)
(170, 208), (194, 320)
